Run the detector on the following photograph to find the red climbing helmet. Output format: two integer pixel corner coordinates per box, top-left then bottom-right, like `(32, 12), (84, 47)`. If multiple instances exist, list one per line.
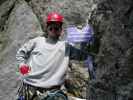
(46, 12), (64, 23)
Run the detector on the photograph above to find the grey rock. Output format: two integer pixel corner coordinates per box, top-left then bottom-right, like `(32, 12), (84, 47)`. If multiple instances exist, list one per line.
(28, 0), (96, 28)
(0, 0), (43, 99)
(87, 0), (133, 99)
(1, 0), (133, 99)
(0, 0), (16, 31)
(0, 0), (96, 99)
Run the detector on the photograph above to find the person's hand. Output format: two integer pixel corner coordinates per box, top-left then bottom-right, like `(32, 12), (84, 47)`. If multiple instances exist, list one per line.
(19, 64), (31, 75)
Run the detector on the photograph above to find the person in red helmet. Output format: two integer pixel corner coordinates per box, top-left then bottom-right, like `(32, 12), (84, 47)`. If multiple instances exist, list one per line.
(46, 12), (63, 39)
(16, 12), (89, 100)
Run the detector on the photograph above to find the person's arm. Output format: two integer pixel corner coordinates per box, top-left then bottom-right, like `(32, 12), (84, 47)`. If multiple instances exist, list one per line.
(68, 44), (96, 79)
(16, 38), (36, 67)
(68, 44), (89, 61)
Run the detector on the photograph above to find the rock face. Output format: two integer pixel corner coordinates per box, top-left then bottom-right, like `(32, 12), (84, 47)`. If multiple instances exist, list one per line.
(0, 0), (94, 99)
(87, 0), (133, 99)
(0, 0), (133, 99)
(28, 0), (95, 28)
(0, 0), (43, 99)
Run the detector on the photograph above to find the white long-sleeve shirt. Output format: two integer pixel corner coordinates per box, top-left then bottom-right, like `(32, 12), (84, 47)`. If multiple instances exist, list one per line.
(16, 36), (70, 88)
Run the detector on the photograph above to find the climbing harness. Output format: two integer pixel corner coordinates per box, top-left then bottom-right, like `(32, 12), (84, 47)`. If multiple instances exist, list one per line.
(16, 82), (68, 100)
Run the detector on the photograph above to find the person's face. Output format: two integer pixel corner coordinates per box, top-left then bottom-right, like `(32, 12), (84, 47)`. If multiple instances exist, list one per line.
(47, 22), (63, 39)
